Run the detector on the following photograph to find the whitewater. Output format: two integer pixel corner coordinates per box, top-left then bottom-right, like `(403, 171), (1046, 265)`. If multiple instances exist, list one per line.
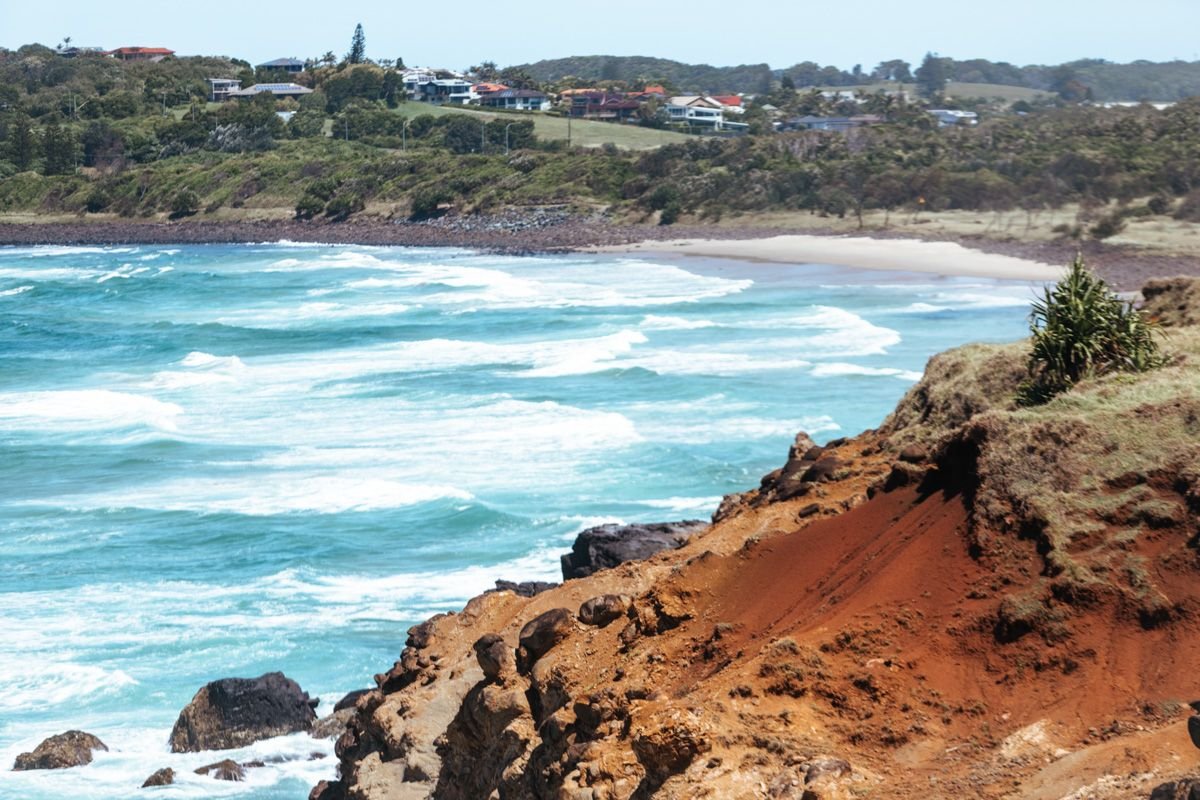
(0, 242), (1038, 798)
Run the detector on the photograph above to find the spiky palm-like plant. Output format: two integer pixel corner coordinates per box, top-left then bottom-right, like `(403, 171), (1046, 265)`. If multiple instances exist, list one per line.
(1018, 255), (1165, 405)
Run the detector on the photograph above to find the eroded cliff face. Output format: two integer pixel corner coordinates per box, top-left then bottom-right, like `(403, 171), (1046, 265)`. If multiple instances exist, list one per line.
(316, 279), (1200, 800)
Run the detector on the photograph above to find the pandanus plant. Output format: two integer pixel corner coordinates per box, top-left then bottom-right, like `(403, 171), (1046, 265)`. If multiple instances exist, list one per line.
(1018, 255), (1166, 405)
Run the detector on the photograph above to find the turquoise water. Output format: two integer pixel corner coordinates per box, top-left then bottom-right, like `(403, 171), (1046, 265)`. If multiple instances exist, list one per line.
(0, 243), (1037, 798)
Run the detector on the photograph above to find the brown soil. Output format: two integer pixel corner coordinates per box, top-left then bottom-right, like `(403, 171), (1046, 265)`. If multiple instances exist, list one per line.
(319, 426), (1200, 800)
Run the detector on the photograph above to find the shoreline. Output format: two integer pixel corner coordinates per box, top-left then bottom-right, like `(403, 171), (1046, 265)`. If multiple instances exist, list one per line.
(593, 234), (1065, 281)
(2, 217), (1198, 289)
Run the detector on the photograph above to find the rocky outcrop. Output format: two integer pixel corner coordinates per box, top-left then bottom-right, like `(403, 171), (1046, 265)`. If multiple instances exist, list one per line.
(578, 594), (631, 627)
(12, 730), (107, 771)
(320, 279), (1200, 800)
(141, 767), (175, 787)
(561, 521), (706, 580)
(194, 758), (245, 781)
(168, 672), (317, 752)
(489, 579), (559, 597)
(516, 608), (575, 673)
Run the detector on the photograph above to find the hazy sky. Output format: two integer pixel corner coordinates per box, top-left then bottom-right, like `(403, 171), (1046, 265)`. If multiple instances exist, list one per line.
(3, 0), (1198, 70)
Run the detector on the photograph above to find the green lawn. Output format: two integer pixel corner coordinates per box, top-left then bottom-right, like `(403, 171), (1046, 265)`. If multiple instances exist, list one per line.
(388, 103), (689, 150)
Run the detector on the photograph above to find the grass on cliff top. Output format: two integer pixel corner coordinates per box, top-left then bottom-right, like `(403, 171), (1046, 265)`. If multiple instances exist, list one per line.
(387, 103), (690, 150)
(885, 306), (1200, 610)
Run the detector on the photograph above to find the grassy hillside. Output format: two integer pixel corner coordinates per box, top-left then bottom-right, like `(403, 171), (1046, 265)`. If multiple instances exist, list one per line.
(386, 104), (688, 150)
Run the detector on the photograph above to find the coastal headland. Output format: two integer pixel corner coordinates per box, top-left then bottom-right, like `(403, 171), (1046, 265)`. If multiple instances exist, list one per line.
(311, 276), (1200, 800)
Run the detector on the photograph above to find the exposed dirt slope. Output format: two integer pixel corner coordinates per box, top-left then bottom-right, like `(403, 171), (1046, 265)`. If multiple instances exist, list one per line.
(316, 279), (1200, 800)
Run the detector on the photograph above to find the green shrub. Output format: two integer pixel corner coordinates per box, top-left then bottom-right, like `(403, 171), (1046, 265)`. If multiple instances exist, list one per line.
(324, 192), (364, 221)
(1018, 256), (1166, 405)
(409, 186), (451, 220)
(84, 188), (110, 213)
(658, 200), (681, 225)
(1089, 210), (1127, 240)
(294, 193), (326, 220)
(169, 189), (199, 219)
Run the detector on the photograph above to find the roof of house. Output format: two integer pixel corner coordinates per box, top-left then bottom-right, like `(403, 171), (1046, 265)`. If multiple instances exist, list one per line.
(258, 58), (305, 69)
(107, 46), (174, 56)
(667, 96), (722, 108)
(473, 83), (510, 94)
(229, 83), (314, 97)
(481, 89), (547, 99)
(711, 95), (743, 107)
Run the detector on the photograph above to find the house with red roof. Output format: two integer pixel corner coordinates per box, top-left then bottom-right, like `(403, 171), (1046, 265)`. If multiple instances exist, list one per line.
(107, 46), (175, 62)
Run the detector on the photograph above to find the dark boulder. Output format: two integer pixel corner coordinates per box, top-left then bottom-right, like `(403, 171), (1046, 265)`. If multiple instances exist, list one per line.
(473, 633), (514, 680)
(801, 457), (843, 483)
(489, 579), (559, 597)
(194, 758), (245, 781)
(1150, 779), (1200, 800)
(141, 767), (175, 787)
(12, 730), (107, 771)
(561, 521), (706, 580)
(333, 689), (370, 713)
(898, 445), (928, 464)
(517, 608), (575, 672)
(168, 672), (317, 753)
(1190, 715), (1200, 749)
(579, 594), (632, 627)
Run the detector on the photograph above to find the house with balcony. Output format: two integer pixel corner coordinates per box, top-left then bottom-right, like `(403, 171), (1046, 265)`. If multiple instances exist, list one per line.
(228, 83), (314, 100)
(568, 91), (641, 121)
(402, 68), (473, 104)
(257, 58), (305, 74)
(106, 46), (175, 62)
(664, 96), (749, 130)
(206, 78), (242, 102)
(476, 88), (550, 112)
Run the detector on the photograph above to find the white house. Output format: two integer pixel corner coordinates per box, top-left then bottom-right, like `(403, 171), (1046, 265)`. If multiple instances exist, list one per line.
(664, 96), (748, 131)
(928, 109), (979, 127)
(401, 68), (473, 104)
(206, 78), (242, 102)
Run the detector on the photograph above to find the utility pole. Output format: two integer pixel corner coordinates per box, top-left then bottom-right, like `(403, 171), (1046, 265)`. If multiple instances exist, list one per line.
(567, 113), (571, 148)
(504, 122), (515, 154)
(402, 118), (410, 151)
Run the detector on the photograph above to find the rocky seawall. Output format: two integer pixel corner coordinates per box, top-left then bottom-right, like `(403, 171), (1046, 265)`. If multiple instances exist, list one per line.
(310, 277), (1200, 800)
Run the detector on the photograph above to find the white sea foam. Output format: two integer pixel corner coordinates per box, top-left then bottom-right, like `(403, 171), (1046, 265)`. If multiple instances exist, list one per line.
(638, 496), (724, 513)
(0, 663), (138, 714)
(0, 390), (183, 433)
(13, 245), (137, 257)
(96, 265), (152, 283)
(214, 300), (412, 326)
(0, 285), (33, 296)
(640, 315), (718, 330)
(810, 362), (923, 381)
(330, 255), (753, 309)
(0, 266), (101, 281)
(49, 477), (474, 515)
(147, 352), (246, 389)
(0, 729), (335, 800)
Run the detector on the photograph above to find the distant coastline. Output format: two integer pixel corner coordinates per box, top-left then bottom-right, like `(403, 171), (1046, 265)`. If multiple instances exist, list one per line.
(1, 216), (1196, 289)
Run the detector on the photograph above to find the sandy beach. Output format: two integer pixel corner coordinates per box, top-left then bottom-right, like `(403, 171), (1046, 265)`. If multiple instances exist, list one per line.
(599, 234), (1067, 281)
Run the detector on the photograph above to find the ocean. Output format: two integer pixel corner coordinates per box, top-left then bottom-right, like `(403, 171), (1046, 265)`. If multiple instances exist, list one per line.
(0, 242), (1038, 798)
